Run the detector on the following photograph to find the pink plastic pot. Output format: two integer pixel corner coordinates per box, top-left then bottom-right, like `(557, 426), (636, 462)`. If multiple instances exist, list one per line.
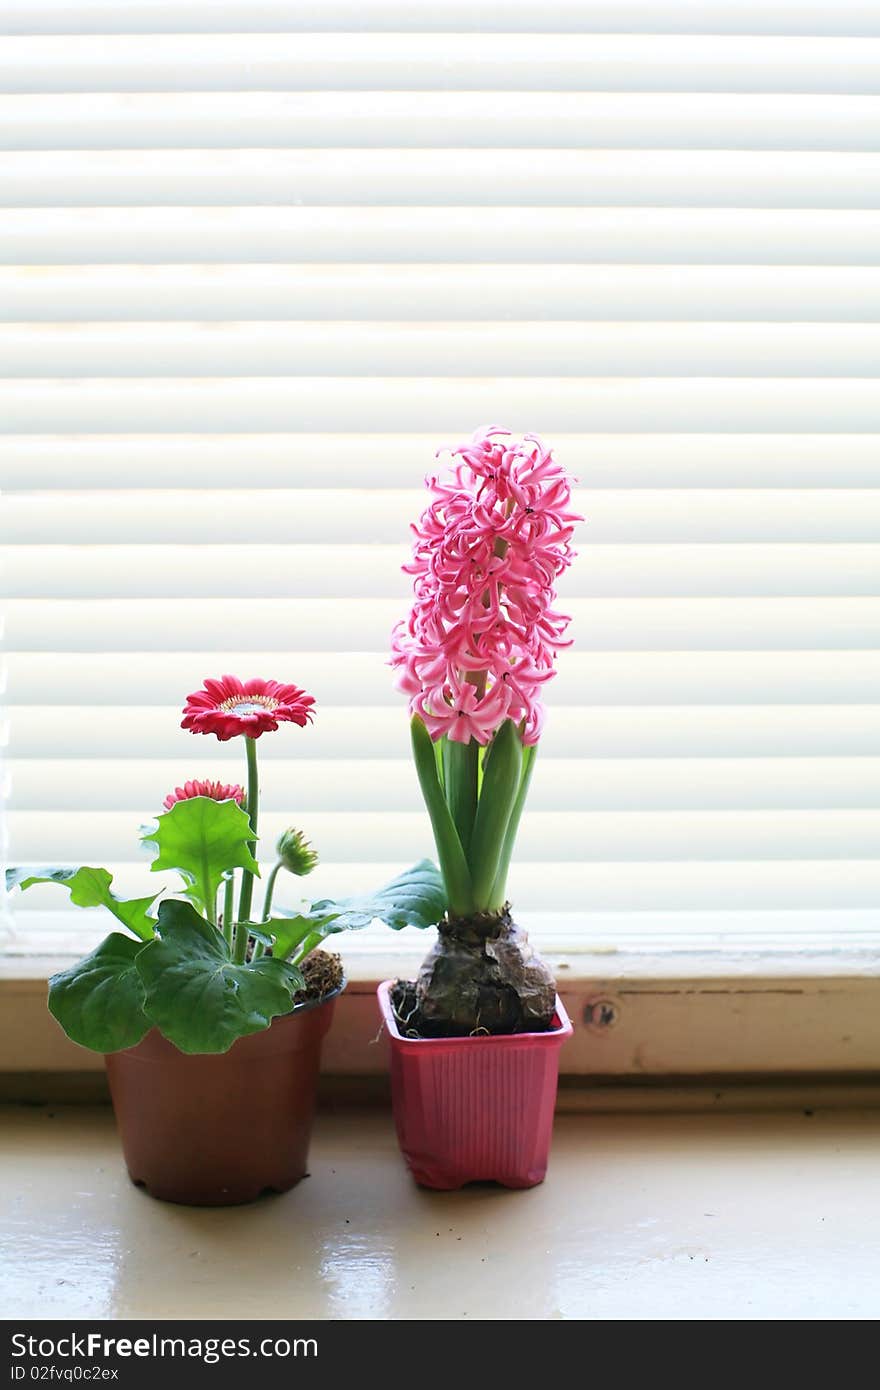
(378, 980), (572, 1190)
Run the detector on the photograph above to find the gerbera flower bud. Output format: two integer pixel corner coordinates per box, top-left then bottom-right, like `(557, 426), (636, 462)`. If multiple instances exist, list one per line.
(276, 828), (319, 877)
(162, 778), (245, 811)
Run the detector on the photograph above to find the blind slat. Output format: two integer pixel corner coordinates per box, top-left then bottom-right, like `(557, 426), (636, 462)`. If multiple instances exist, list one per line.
(5, 264), (880, 323)
(3, 34), (880, 94)
(8, 808), (880, 863)
(6, 92), (880, 151)
(3, 321), (880, 377)
(9, 757), (880, 812)
(8, 491), (880, 543)
(9, 706), (880, 759)
(8, 651), (879, 706)
(3, 435), (879, 490)
(4, 2), (880, 39)
(3, 149), (878, 208)
(11, 861), (880, 914)
(4, 208), (879, 266)
(8, 597), (879, 652)
(6, 543), (880, 598)
(3, 378), (879, 432)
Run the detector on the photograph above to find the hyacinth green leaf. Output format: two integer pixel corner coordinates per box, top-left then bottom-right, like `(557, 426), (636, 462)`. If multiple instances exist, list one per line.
(442, 735), (480, 856)
(410, 716), (474, 916)
(137, 899), (303, 1054)
(468, 719), (524, 908)
(8, 865), (158, 942)
(308, 859), (446, 934)
(489, 741), (537, 908)
(142, 796), (259, 921)
(48, 932), (152, 1053)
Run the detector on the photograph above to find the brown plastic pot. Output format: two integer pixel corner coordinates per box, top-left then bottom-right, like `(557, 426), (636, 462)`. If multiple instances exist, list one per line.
(104, 988), (341, 1206)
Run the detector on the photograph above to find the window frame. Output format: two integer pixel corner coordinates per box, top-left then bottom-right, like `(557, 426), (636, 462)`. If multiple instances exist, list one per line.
(3, 937), (878, 1088)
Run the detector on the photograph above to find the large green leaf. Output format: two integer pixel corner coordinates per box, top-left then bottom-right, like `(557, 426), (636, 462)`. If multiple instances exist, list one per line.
(410, 716), (474, 916)
(142, 797), (259, 921)
(308, 860), (445, 933)
(8, 865), (158, 942)
(256, 911), (341, 962)
(442, 736), (479, 856)
(136, 899), (304, 1054)
(489, 741), (537, 907)
(468, 719), (523, 907)
(48, 932), (152, 1053)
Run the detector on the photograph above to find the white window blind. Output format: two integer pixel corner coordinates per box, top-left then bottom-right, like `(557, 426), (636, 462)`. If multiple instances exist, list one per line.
(2, 0), (879, 958)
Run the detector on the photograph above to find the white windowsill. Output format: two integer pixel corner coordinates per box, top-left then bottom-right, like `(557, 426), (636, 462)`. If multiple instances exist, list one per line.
(4, 1105), (880, 1320)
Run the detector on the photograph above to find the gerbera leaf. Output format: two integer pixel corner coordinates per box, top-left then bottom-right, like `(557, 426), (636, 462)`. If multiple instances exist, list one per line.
(8, 865), (158, 942)
(256, 911), (342, 962)
(142, 796), (259, 922)
(48, 932), (152, 1053)
(136, 899), (303, 1054)
(307, 859), (446, 934)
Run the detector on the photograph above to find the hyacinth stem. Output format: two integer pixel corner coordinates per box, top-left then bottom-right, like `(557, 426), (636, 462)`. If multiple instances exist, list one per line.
(222, 872), (235, 950)
(234, 735), (260, 963)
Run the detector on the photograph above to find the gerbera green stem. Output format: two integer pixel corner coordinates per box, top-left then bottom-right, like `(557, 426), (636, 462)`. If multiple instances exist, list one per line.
(222, 872), (235, 950)
(261, 861), (282, 922)
(234, 735), (260, 963)
(249, 859), (283, 962)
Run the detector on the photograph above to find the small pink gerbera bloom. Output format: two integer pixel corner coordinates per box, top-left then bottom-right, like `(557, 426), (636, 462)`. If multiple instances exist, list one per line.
(181, 675), (315, 742)
(162, 778), (245, 811)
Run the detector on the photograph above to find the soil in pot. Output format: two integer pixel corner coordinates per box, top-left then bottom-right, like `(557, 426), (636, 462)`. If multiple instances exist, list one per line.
(105, 949), (343, 1207)
(292, 947), (343, 1003)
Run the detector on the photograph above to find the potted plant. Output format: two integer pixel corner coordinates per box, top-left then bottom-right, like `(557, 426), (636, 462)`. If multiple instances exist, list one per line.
(7, 675), (443, 1206)
(381, 426), (579, 1189)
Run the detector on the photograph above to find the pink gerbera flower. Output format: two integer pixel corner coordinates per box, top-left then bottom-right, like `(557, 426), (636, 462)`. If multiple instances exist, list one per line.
(181, 675), (315, 742)
(162, 778), (245, 811)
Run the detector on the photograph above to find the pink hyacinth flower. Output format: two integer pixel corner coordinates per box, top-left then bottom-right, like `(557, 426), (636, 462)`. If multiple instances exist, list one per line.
(391, 426), (581, 745)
